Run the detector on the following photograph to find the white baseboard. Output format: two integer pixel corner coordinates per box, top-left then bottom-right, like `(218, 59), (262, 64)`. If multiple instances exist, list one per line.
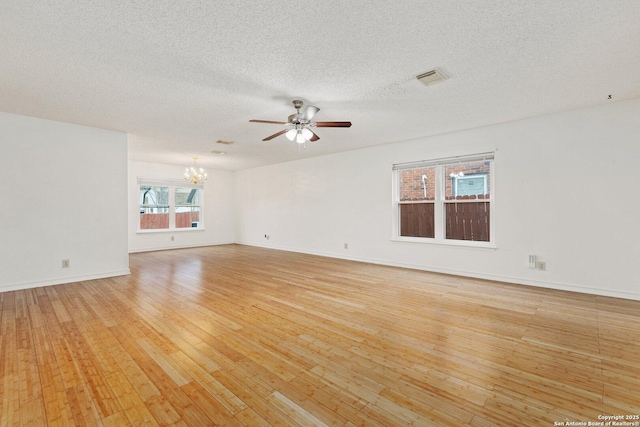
(237, 242), (640, 301)
(0, 269), (131, 293)
(8, 242), (636, 301)
(128, 241), (235, 253)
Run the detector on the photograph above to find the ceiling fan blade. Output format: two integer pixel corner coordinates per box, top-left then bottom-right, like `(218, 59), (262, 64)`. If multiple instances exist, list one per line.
(262, 129), (288, 141)
(315, 121), (352, 128)
(303, 105), (319, 121)
(309, 130), (320, 142)
(250, 119), (289, 125)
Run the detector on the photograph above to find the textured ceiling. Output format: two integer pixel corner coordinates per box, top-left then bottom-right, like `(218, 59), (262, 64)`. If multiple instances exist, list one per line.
(1, 1), (639, 170)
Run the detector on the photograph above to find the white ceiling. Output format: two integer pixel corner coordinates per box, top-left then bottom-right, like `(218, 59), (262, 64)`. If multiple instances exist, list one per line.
(2, 1), (639, 170)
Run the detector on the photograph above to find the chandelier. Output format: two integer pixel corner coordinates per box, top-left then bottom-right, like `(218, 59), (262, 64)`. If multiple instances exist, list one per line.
(184, 157), (208, 185)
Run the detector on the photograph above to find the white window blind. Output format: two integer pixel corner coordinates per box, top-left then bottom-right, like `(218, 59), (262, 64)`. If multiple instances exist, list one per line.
(392, 152), (495, 171)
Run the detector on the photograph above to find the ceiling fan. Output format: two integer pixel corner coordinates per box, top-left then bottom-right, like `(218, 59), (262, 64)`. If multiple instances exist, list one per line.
(250, 100), (351, 143)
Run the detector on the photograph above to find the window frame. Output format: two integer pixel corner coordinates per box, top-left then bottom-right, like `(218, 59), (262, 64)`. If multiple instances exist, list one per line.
(392, 153), (495, 248)
(137, 178), (205, 233)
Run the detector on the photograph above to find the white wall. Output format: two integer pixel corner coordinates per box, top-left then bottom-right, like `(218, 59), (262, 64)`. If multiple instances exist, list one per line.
(5, 99), (636, 298)
(235, 98), (640, 300)
(128, 160), (235, 252)
(0, 112), (129, 292)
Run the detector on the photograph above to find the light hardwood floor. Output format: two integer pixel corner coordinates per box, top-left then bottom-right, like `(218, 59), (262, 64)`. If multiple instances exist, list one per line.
(2, 245), (639, 426)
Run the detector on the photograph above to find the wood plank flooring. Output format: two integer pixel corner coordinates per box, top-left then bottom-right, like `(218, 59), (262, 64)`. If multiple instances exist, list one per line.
(2, 244), (640, 426)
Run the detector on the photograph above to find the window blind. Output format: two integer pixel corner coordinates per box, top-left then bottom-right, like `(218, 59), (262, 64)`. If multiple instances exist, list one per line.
(392, 152), (494, 171)
(137, 177), (204, 190)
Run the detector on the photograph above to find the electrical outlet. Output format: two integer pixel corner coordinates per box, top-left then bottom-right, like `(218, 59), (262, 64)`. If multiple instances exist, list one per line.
(62, 259), (70, 268)
(537, 261), (546, 271)
(171, 236), (174, 241)
(344, 243), (348, 249)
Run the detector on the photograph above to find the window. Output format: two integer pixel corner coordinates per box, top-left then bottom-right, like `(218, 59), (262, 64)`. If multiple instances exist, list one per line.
(175, 187), (201, 229)
(138, 179), (204, 232)
(139, 186), (170, 229)
(393, 153), (494, 245)
(398, 166), (436, 238)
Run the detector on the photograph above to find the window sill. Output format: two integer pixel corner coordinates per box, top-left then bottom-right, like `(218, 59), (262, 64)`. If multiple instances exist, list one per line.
(136, 228), (206, 234)
(391, 236), (496, 249)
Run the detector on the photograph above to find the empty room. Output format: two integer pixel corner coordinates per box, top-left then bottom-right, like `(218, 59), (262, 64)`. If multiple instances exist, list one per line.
(2, 1), (640, 426)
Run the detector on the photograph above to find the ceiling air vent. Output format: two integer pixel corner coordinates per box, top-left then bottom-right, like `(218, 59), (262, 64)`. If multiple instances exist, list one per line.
(416, 68), (448, 86)
(216, 140), (234, 145)
(211, 150), (226, 155)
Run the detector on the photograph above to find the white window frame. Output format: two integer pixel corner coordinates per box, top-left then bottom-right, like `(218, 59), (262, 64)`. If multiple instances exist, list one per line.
(137, 178), (205, 233)
(392, 153), (495, 248)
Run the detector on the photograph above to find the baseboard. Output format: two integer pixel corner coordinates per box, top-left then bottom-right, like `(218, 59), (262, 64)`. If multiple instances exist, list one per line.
(237, 242), (640, 301)
(128, 241), (235, 253)
(0, 269), (131, 293)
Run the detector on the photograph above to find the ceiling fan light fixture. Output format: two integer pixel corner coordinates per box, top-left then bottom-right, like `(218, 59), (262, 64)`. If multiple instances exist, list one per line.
(301, 128), (313, 140)
(296, 130), (306, 144)
(285, 129), (297, 141)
